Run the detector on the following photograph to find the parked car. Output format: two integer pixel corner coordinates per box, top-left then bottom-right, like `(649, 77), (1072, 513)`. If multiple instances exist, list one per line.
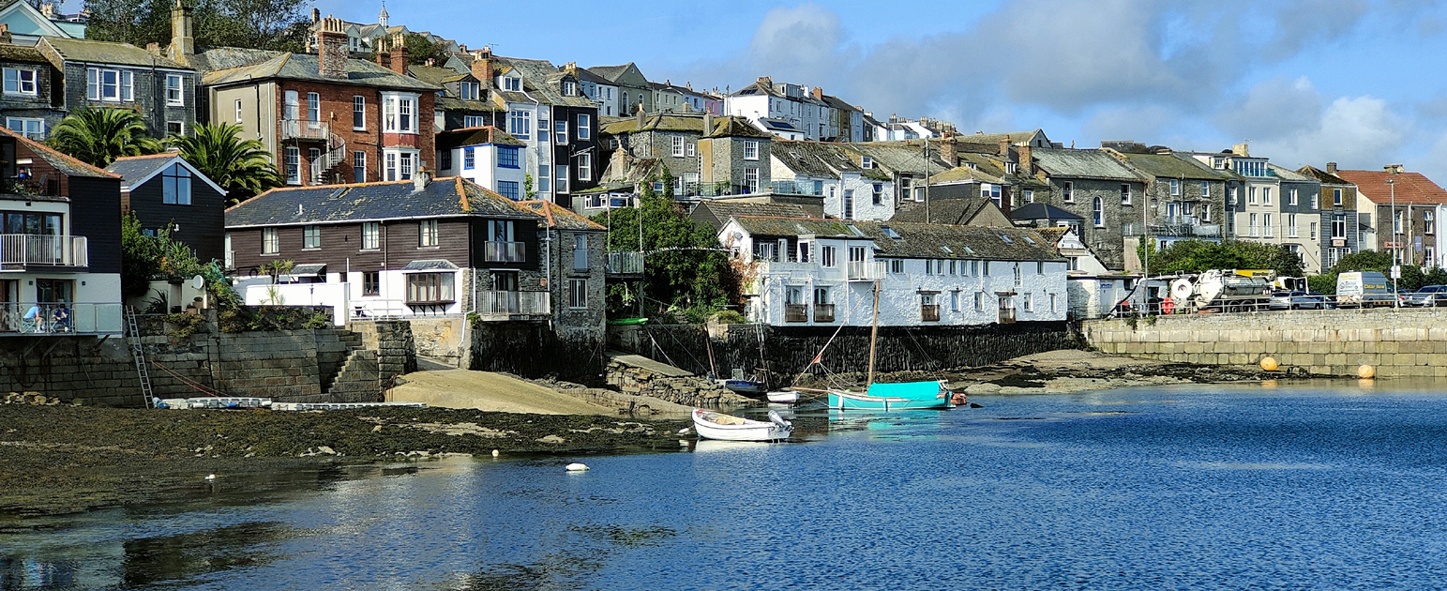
(1268, 290), (1332, 310)
(1404, 285), (1447, 307)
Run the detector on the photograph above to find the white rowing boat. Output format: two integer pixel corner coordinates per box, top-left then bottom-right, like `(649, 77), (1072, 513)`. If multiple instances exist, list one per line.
(691, 408), (793, 442)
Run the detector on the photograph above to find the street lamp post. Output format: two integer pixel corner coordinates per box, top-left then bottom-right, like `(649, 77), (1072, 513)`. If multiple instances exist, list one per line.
(1389, 177), (1398, 307)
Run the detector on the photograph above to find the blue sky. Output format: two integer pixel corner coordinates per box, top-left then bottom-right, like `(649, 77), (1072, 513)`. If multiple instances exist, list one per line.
(314, 0), (1447, 183)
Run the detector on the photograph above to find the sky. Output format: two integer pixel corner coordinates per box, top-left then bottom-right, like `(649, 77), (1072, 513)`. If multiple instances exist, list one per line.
(308, 0), (1447, 184)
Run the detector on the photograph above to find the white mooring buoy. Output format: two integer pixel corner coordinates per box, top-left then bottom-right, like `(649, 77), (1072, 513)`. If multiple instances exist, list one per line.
(565, 462), (589, 472)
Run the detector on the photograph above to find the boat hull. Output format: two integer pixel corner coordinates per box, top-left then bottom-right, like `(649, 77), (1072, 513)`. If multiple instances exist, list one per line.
(692, 408), (793, 442)
(766, 390), (800, 404)
(828, 380), (953, 410)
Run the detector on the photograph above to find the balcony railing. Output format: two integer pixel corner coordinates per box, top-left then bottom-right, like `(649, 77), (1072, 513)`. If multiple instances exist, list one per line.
(0, 235), (88, 269)
(813, 304), (835, 322)
(0, 302), (123, 335)
(606, 251), (644, 275)
(770, 179), (825, 196)
(847, 261), (885, 281)
(478, 290), (549, 317)
(281, 119), (329, 141)
(1122, 222), (1223, 238)
(483, 241), (526, 263)
(920, 304), (940, 322)
(784, 304), (808, 323)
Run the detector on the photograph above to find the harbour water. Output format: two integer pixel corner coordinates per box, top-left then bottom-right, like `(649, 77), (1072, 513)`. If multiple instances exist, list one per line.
(6, 381), (1447, 590)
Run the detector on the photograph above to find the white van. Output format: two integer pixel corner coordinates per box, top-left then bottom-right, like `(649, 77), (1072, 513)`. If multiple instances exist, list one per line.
(1336, 271), (1398, 307)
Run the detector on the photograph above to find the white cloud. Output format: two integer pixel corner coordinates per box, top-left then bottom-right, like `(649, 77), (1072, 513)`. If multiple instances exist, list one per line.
(1215, 77), (1324, 141)
(1251, 96), (1408, 170)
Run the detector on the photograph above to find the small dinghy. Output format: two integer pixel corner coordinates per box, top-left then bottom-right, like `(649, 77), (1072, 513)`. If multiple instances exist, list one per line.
(692, 408), (793, 442)
(766, 390), (800, 404)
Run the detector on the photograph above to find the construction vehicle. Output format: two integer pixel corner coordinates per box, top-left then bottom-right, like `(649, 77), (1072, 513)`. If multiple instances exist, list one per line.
(1166, 269), (1275, 313)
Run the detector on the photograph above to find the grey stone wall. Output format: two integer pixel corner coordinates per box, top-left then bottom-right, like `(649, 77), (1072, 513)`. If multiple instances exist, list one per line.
(352, 319), (417, 379)
(1084, 309), (1447, 378)
(470, 319), (605, 382)
(604, 358), (751, 408)
(1044, 178), (1144, 270)
(59, 63), (197, 137)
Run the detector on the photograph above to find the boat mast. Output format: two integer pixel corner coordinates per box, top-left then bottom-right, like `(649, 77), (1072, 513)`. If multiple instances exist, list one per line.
(866, 279), (880, 386)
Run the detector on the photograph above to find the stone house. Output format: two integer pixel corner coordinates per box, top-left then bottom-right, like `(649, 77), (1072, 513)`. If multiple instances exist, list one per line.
(36, 36), (197, 139)
(105, 153), (228, 264)
(1104, 148), (1230, 269)
(1020, 147), (1148, 271)
(1337, 165), (1447, 269)
(224, 173), (607, 340)
(769, 140), (895, 221)
(719, 216), (1066, 327)
(0, 126), (123, 335)
(0, 41), (63, 140)
(1298, 162), (1363, 271)
(699, 116), (773, 196)
(598, 112), (707, 197)
(587, 62), (653, 117)
(190, 19), (439, 186)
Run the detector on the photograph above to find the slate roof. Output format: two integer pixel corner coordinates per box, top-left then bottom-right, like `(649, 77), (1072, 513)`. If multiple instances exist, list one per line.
(490, 55), (593, 107)
(692, 201), (817, 231)
(588, 63), (642, 84)
(0, 43), (47, 63)
(601, 113), (707, 135)
(1336, 169), (1447, 206)
(757, 118), (801, 133)
(516, 200), (605, 231)
(197, 48), (437, 91)
(225, 177), (536, 228)
(41, 37), (189, 69)
(435, 126), (525, 150)
(1112, 151), (1230, 181)
(891, 198), (999, 225)
(436, 96), (498, 112)
(0, 126), (117, 179)
(105, 153), (227, 194)
(928, 163), (1005, 185)
(1010, 202), (1084, 222)
(706, 116), (771, 139)
(955, 129), (1046, 147)
(1030, 147), (1144, 182)
(1267, 163), (1314, 182)
(408, 65), (471, 87)
(1296, 165), (1350, 185)
(770, 141), (864, 179)
(846, 142), (952, 176)
(729, 216), (1061, 261)
(572, 67), (613, 86)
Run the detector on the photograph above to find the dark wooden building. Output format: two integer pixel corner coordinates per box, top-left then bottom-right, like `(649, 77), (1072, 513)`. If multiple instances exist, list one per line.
(107, 153), (228, 264)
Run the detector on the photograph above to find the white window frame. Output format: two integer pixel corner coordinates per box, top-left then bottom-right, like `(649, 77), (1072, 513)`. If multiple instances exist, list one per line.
(508, 109), (531, 140)
(577, 113), (591, 140)
(303, 225), (321, 249)
(419, 219), (440, 247)
(86, 67), (133, 102)
(5, 117), (44, 140)
(671, 136), (684, 157)
(577, 153), (592, 181)
(381, 92), (419, 134)
(361, 221), (380, 250)
(234, 99), (243, 123)
(262, 228), (279, 254)
(284, 146), (300, 184)
(1062, 181), (1074, 203)
(3, 67), (37, 95)
(744, 140), (759, 160)
(569, 278), (588, 309)
(353, 96), (366, 130)
(166, 74), (184, 106)
(1120, 183), (1131, 205)
(556, 120), (568, 145)
(463, 115), (485, 128)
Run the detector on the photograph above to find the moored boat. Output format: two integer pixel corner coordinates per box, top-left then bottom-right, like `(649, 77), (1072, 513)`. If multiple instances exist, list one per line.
(827, 380), (953, 410)
(692, 408), (793, 442)
(766, 390), (800, 404)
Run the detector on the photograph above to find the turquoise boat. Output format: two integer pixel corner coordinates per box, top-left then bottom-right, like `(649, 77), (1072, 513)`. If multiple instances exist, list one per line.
(827, 380), (954, 410)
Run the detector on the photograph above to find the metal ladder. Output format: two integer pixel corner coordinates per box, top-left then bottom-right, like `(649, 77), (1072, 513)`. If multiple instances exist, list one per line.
(125, 307), (156, 408)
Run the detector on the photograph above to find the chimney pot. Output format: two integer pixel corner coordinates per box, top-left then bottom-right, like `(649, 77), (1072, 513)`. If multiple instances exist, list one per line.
(388, 33), (408, 74)
(317, 16), (348, 79)
(413, 167), (430, 192)
(0, 24), (10, 45)
(1326, 161), (1338, 174)
(168, 0), (194, 62)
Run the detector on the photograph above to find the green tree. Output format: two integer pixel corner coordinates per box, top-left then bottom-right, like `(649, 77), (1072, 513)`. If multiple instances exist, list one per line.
(48, 108), (162, 167)
(83, 0), (311, 53)
(122, 213), (239, 307)
(1145, 239), (1303, 278)
(167, 122), (282, 204)
(400, 32), (452, 65)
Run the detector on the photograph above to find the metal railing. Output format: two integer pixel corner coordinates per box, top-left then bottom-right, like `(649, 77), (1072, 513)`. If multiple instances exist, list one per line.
(281, 119), (329, 141)
(847, 261), (885, 281)
(483, 241), (526, 263)
(606, 251), (644, 275)
(921, 304), (940, 322)
(770, 179), (825, 196)
(0, 301), (123, 334)
(0, 234), (87, 269)
(478, 290), (549, 316)
(1122, 222), (1223, 238)
(813, 304), (835, 322)
(784, 304), (808, 323)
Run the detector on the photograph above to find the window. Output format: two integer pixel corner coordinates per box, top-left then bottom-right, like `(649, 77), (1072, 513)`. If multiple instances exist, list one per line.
(1023, 293), (1034, 312)
(1013, 263), (1023, 286)
(406, 273), (455, 304)
(744, 140), (759, 160)
(262, 228), (279, 254)
(163, 74), (184, 106)
(1248, 186), (1257, 205)
(1062, 181), (1074, 203)
(161, 163), (192, 205)
(889, 259), (904, 274)
(873, 183), (884, 206)
(503, 76), (521, 91)
(498, 180), (519, 200)
(383, 150), (416, 181)
(578, 114), (591, 140)
(821, 246), (837, 267)
(1287, 213), (1297, 238)
(975, 291), (985, 312)
(1311, 221), (1319, 240)
(5, 117), (43, 140)
(1119, 184), (1131, 204)
(1263, 187), (1272, 206)
(234, 99), (244, 123)
(577, 153), (592, 181)
(463, 115), (485, 127)
(537, 116), (550, 145)
(1169, 179), (1180, 196)
(463, 147), (476, 170)
(1024, 189), (1034, 203)
(1330, 217), (1344, 239)
(861, 156), (873, 169)
(1202, 204), (1212, 222)
(1426, 211), (1435, 235)
(982, 184), (1002, 208)
(687, 141), (696, 157)
(1200, 181), (1209, 197)
(555, 121), (568, 145)
(86, 68), (133, 102)
(1311, 192), (1320, 209)
(303, 225), (320, 249)
(166, 121), (183, 136)
(3, 68), (36, 95)
(843, 189), (854, 220)
(419, 220), (439, 247)
(672, 136), (684, 157)
(572, 235), (589, 272)
(1395, 211), (1404, 235)
(1289, 188), (1298, 206)
(1229, 187), (1237, 206)
(508, 109), (531, 139)
(569, 278), (588, 309)
(353, 96), (366, 129)
(498, 146), (519, 169)
(284, 90), (299, 120)
(1249, 213), (1259, 237)
(555, 165), (569, 193)
(460, 81), (480, 100)
(1092, 197), (1104, 227)
(362, 271), (380, 296)
(353, 151), (367, 183)
(1263, 213), (1273, 237)
(361, 222), (380, 250)
(745, 168), (759, 193)
(382, 93), (418, 133)
(1333, 188), (1343, 207)
(284, 147), (300, 184)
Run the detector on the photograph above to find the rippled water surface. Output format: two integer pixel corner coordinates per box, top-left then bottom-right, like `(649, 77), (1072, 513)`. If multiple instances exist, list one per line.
(7, 382), (1447, 590)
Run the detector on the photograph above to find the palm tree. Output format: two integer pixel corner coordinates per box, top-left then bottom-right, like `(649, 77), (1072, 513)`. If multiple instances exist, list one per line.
(168, 123), (283, 204)
(48, 107), (163, 167)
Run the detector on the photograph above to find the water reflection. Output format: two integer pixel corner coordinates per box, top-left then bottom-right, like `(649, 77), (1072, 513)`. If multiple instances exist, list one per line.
(121, 522), (294, 587)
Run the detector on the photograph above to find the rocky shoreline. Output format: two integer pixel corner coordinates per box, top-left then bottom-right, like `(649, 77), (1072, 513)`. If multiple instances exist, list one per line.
(1, 350), (1286, 517)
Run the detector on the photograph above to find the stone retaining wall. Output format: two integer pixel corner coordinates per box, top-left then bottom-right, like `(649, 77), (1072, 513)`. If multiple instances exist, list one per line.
(604, 359), (753, 408)
(1084, 309), (1447, 378)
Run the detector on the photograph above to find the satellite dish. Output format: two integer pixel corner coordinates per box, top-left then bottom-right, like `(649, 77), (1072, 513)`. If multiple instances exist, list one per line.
(191, 275), (205, 290)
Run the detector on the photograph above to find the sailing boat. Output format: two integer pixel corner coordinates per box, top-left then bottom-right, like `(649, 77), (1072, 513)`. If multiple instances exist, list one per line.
(810, 280), (956, 411)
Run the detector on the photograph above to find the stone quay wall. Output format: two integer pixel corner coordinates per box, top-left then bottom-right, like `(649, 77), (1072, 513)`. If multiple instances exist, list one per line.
(603, 358), (752, 408)
(1084, 309), (1447, 378)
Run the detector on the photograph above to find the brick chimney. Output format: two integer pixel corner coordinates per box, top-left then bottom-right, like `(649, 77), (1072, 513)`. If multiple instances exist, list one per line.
(316, 16), (348, 79)
(812, 86), (823, 100)
(1384, 163), (1405, 174)
(168, 0), (193, 63)
(998, 137), (1010, 157)
(1019, 145), (1033, 176)
(470, 46), (493, 89)
(1326, 161), (1337, 174)
(941, 134), (958, 167)
(388, 33), (407, 74)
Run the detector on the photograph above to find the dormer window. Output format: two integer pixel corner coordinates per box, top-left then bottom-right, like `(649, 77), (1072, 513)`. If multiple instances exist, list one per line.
(459, 81), (480, 101)
(502, 76), (521, 92)
(862, 156), (873, 169)
(562, 80), (577, 96)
